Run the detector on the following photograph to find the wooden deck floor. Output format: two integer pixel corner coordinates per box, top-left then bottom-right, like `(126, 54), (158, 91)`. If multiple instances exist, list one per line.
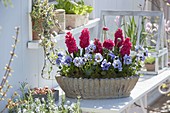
(148, 95), (170, 113)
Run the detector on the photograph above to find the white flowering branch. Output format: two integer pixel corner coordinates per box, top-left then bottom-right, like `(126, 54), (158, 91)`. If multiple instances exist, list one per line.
(0, 27), (19, 112)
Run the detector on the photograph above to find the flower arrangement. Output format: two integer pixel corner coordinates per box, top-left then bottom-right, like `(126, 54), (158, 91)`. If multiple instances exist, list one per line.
(56, 28), (147, 79)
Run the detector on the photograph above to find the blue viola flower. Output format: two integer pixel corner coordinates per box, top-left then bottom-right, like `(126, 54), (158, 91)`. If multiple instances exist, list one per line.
(64, 56), (72, 66)
(85, 47), (90, 53)
(57, 52), (64, 58)
(73, 57), (84, 67)
(87, 44), (96, 53)
(109, 52), (115, 60)
(123, 54), (132, 65)
(135, 46), (139, 52)
(56, 58), (62, 65)
(137, 54), (145, 61)
(101, 59), (111, 70)
(113, 59), (122, 71)
(95, 53), (103, 63)
(144, 48), (148, 56)
(84, 53), (92, 61)
(135, 45), (144, 52)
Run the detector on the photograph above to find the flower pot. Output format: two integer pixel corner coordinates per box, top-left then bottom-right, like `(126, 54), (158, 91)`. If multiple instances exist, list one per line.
(51, 9), (65, 34)
(32, 19), (44, 40)
(145, 64), (155, 71)
(26, 90), (59, 102)
(55, 75), (139, 99)
(65, 14), (89, 28)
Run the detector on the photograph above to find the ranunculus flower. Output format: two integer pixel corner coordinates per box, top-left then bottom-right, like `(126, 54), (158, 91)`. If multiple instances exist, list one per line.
(79, 28), (90, 48)
(103, 39), (115, 50)
(65, 32), (78, 54)
(94, 38), (103, 54)
(120, 37), (132, 57)
(114, 28), (124, 47)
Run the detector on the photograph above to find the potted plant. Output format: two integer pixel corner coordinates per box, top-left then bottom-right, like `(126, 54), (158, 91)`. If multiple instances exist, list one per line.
(26, 86), (59, 102)
(30, 0), (55, 40)
(55, 28), (147, 99)
(144, 56), (155, 71)
(8, 84), (82, 113)
(54, 0), (93, 29)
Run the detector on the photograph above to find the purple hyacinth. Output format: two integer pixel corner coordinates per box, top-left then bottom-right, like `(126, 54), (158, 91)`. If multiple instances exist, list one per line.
(123, 54), (132, 65)
(101, 59), (111, 70)
(113, 59), (122, 71)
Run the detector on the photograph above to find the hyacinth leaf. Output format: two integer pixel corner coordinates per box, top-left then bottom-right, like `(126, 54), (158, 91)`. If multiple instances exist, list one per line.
(151, 39), (156, 44)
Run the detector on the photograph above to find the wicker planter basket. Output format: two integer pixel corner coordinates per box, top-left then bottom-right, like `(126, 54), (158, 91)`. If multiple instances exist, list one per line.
(55, 75), (139, 99)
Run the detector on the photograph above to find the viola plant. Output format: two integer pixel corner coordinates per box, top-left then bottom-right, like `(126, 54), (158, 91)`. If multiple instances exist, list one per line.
(56, 28), (148, 79)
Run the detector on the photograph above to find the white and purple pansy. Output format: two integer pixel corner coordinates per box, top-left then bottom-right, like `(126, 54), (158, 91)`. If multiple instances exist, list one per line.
(101, 59), (111, 70)
(113, 59), (122, 71)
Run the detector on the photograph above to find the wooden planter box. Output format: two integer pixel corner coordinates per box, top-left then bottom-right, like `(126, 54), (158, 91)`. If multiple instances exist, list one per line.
(65, 14), (89, 28)
(145, 64), (155, 71)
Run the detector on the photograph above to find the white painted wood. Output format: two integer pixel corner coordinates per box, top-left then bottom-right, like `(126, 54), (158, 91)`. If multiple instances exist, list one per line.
(27, 18), (100, 49)
(28, 0), (32, 41)
(98, 10), (168, 75)
(139, 98), (147, 113)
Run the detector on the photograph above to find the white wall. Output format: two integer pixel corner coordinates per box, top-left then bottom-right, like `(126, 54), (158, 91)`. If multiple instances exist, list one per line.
(94, 0), (144, 18)
(0, 0), (145, 110)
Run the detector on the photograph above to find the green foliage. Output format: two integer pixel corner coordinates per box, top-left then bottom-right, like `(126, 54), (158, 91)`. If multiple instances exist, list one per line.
(55, 0), (93, 15)
(144, 56), (155, 64)
(9, 84), (82, 113)
(125, 16), (137, 50)
(1, 0), (12, 7)
(124, 16), (148, 50)
(30, 0), (59, 80)
(30, 0), (55, 38)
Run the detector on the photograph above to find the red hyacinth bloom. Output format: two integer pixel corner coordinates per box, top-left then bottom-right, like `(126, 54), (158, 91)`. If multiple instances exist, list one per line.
(79, 28), (90, 48)
(120, 37), (132, 56)
(94, 38), (103, 54)
(65, 32), (78, 54)
(114, 28), (124, 47)
(103, 39), (115, 50)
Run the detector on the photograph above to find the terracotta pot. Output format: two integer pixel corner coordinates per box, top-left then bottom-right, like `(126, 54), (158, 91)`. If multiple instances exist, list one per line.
(55, 75), (139, 99)
(32, 19), (44, 40)
(65, 14), (89, 28)
(145, 63), (155, 71)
